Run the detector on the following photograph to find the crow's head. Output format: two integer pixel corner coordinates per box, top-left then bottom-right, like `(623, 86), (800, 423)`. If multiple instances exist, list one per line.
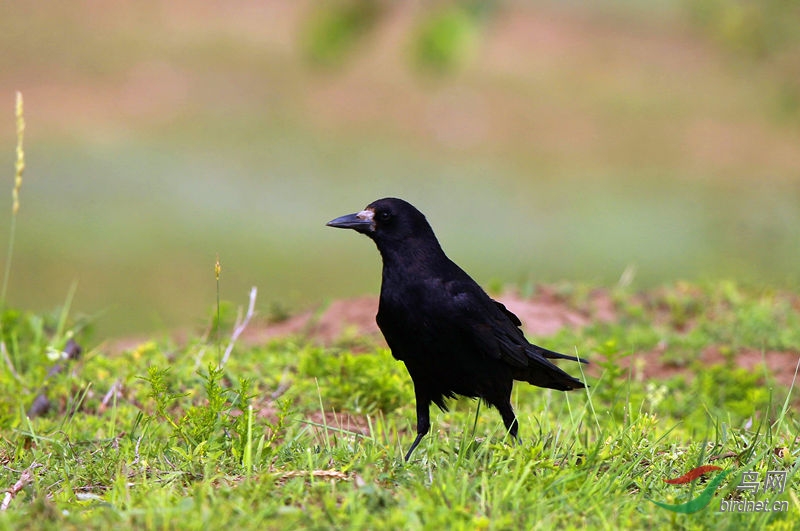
(326, 197), (436, 246)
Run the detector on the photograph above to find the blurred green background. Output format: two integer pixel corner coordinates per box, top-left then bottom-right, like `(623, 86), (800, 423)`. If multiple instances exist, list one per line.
(0, 1), (798, 337)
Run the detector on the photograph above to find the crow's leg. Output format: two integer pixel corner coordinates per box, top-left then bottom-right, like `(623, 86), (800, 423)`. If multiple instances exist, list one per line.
(489, 380), (519, 442)
(497, 401), (519, 440)
(405, 390), (431, 461)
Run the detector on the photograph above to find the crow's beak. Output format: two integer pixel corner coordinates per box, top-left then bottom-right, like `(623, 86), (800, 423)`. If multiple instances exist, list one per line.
(326, 210), (375, 232)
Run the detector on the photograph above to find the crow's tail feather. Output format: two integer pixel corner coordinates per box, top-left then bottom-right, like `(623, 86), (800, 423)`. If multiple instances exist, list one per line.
(531, 344), (589, 364)
(518, 346), (587, 391)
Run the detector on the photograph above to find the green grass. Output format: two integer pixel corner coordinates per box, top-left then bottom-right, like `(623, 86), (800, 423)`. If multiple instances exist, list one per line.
(2, 5), (799, 527)
(0, 282), (798, 529)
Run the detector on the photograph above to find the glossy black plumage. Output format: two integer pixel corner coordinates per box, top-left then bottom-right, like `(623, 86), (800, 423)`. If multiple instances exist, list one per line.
(327, 197), (586, 460)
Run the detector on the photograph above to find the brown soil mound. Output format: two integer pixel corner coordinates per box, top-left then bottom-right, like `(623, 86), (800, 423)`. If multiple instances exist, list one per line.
(238, 288), (799, 389)
(241, 288), (615, 347)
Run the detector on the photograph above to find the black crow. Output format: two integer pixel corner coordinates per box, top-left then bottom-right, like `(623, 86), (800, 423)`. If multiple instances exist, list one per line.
(327, 197), (586, 461)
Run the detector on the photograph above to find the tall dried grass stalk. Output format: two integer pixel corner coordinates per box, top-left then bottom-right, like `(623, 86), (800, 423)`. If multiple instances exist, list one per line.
(1, 92), (25, 307)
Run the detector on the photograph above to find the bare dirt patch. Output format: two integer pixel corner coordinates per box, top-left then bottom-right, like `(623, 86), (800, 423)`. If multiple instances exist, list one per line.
(237, 288), (798, 391)
(241, 288), (616, 347)
(108, 287), (798, 394)
(593, 345), (800, 389)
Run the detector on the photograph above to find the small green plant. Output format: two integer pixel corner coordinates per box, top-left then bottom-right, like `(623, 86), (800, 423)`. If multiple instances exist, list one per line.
(138, 363), (289, 474)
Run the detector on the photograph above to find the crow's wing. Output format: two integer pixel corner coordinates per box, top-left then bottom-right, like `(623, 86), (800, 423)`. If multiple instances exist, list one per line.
(494, 294), (587, 364)
(445, 279), (586, 369)
(493, 300), (522, 326)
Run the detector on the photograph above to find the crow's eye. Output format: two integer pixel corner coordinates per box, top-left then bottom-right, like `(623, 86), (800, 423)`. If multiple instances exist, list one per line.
(378, 211), (392, 222)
